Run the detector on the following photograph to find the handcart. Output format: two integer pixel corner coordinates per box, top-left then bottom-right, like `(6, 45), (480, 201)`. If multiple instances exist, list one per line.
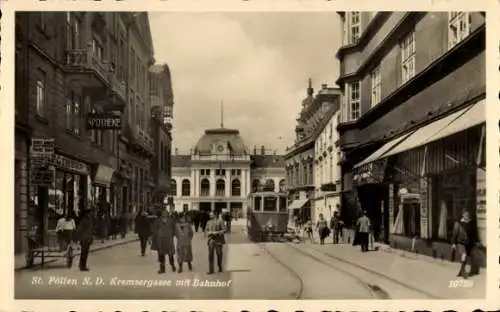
(25, 230), (74, 269)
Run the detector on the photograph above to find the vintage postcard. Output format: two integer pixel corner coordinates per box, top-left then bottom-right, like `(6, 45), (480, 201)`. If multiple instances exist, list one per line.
(1, 0), (499, 311)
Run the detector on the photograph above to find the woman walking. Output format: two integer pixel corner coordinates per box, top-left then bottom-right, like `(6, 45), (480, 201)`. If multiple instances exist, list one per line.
(175, 214), (194, 273)
(316, 213), (330, 245)
(151, 209), (176, 274)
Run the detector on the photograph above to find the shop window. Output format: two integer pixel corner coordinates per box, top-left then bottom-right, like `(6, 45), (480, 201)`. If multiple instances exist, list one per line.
(402, 200), (421, 237)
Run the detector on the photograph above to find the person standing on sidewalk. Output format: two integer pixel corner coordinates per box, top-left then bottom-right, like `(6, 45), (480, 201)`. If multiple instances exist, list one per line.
(452, 209), (480, 278)
(56, 213), (76, 251)
(356, 211), (371, 252)
(135, 208), (151, 257)
(205, 211), (226, 274)
(75, 207), (94, 271)
(175, 213), (194, 273)
(316, 213), (329, 245)
(151, 209), (177, 274)
(329, 209), (344, 244)
(193, 210), (200, 232)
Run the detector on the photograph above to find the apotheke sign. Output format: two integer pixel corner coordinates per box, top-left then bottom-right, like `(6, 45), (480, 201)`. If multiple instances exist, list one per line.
(87, 113), (121, 130)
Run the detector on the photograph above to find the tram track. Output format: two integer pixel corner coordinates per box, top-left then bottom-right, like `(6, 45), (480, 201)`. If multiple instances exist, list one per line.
(257, 242), (305, 299)
(256, 238), (381, 299)
(286, 242), (440, 299)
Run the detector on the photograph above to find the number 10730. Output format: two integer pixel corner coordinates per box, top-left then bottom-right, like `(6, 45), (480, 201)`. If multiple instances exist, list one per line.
(448, 279), (474, 288)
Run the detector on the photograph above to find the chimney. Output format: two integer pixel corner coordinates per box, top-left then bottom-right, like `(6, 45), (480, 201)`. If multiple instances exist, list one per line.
(175, 148), (178, 155)
(253, 146), (257, 155)
(261, 145), (265, 155)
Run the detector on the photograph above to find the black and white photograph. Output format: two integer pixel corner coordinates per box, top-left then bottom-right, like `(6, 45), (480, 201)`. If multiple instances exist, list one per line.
(12, 10), (488, 300)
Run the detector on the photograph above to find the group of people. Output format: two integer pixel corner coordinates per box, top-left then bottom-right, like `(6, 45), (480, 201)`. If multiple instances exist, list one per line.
(297, 206), (345, 246)
(185, 210), (233, 234)
(135, 208), (228, 275)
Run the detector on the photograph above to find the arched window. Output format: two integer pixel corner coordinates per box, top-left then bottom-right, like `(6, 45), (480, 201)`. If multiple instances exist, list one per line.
(181, 179), (190, 196)
(216, 179), (225, 197)
(266, 179), (275, 192)
(231, 179), (241, 196)
(279, 179), (286, 192)
(252, 179), (260, 193)
(170, 179), (177, 196)
(200, 178), (210, 197)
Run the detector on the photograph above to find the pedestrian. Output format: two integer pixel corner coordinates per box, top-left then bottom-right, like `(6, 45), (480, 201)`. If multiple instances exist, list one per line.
(175, 214), (194, 273)
(330, 209), (344, 244)
(205, 211), (226, 274)
(452, 209), (480, 278)
(151, 209), (176, 274)
(75, 206), (94, 271)
(356, 210), (371, 252)
(135, 208), (152, 256)
(193, 211), (200, 232)
(223, 210), (232, 233)
(316, 213), (329, 245)
(55, 213), (76, 251)
(304, 219), (313, 243)
(200, 211), (209, 232)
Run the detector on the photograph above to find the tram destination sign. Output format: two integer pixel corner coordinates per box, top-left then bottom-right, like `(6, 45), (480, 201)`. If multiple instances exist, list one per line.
(87, 113), (121, 130)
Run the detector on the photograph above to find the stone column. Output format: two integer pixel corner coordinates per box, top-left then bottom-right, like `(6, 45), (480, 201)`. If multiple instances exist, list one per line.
(210, 169), (215, 197)
(225, 169), (231, 197)
(246, 168), (251, 196)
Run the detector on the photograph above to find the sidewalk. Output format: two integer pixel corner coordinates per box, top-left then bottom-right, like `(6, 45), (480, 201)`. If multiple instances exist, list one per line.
(15, 232), (138, 270)
(300, 241), (486, 299)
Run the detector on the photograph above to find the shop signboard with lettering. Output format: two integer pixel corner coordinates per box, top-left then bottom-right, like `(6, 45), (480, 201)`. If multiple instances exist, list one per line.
(31, 167), (53, 186)
(476, 167), (486, 246)
(87, 113), (121, 130)
(53, 154), (89, 175)
(30, 138), (54, 158)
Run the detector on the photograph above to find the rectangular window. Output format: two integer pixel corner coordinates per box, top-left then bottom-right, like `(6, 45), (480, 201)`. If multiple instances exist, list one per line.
(346, 81), (360, 121)
(36, 70), (46, 118)
(370, 66), (381, 107)
(343, 12), (361, 45)
(448, 12), (471, 49)
(66, 91), (81, 135)
(401, 31), (416, 84)
(92, 38), (103, 61)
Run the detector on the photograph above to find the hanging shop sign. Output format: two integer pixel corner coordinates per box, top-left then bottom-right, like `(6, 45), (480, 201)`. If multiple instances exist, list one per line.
(87, 113), (122, 130)
(476, 167), (486, 245)
(30, 138), (55, 158)
(31, 166), (53, 185)
(53, 154), (89, 175)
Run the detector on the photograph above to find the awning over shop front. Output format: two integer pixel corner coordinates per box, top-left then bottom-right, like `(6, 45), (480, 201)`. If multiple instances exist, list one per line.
(288, 199), (308, 210)
(421, 99), (485, 146)
(94, 165), (115, 186)
(381, 105), (472, 159)
(354, 131), (416, 169)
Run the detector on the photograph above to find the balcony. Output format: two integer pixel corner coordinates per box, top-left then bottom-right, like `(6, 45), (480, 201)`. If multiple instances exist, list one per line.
(320, 182), (337, 192)
(64, 47), (111, 88)
(124, 123), (155, 156)
(106, 73), (127, 111)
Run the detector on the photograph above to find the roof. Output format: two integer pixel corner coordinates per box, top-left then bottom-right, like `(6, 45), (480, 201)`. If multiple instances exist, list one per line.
(194, 128), (247, 155)
(171, 155), (191, 167)
(251, 155), (285, 168)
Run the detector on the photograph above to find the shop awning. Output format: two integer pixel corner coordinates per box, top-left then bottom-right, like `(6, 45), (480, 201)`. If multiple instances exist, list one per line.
(421, 99), (485, 146)
(381, 105), (471, 159)
(94, 165), (115, 186)
(354, 131), (416, 169)
(287, 199), (308, 210)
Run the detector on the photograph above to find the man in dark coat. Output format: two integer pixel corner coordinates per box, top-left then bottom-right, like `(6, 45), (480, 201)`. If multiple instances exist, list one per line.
(75, 207), (94, 271)
(452, 209), (480, 278)
(151, 209), (176, 274)
(205, 211), (226, 274)
(193, 210), (200, 232)
(135, 208), (152, 256)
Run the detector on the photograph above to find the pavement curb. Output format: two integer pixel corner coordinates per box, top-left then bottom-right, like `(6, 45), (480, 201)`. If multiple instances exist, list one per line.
(15, 238), (139, 271)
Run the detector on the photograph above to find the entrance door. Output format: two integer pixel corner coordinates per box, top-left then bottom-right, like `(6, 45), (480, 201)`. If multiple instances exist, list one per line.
(214, 202), (226, 215)
(200, 202), (211, 212)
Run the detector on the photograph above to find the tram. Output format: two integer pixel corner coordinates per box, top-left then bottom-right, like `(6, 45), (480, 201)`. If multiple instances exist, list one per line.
(246, 187), (288, 242)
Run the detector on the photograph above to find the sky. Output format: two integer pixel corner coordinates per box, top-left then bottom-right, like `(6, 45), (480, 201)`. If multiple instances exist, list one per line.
(149, 12), (340, 154)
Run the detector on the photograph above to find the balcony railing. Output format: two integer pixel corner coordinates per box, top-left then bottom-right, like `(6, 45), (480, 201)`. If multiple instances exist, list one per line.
(107, 73), (126, 102)
(65, 47), (112, 82)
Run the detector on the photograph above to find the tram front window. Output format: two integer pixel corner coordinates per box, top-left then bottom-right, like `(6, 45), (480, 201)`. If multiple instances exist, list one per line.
(254, 196), (261, 211)
(263, 196), (277, 212)
(279, 196), (287, 212)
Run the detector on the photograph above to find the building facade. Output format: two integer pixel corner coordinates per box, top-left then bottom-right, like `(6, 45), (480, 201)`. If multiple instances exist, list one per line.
(313, 109), (342, 223)
(285, 81), (341, 223)
(336, 12), (486, 263)
(149, 64), (174, 206)
(170, 128), (285, 217)
(14, 12), (169, 253)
